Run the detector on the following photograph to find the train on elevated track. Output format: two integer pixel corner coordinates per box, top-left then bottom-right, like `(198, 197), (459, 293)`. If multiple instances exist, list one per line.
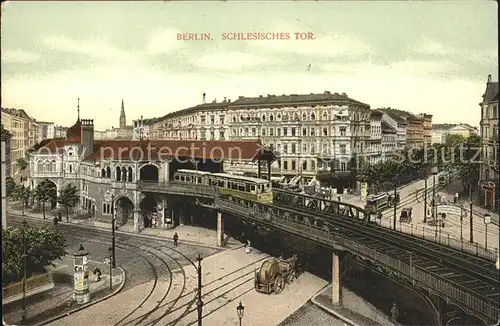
(173, 169), (274, 203)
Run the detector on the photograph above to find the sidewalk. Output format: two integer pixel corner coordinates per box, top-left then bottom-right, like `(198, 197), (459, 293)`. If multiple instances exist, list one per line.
(2, 257), (124, 326)
(311, 285), (395, 326)
(8, 206), (242, 251)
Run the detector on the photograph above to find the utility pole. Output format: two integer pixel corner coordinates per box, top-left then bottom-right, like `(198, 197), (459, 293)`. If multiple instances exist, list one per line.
(22, 220), (28, 323)
(112, 196), (116, 268)
(196, 253), (203, 326)
(423, 175), (428, 223)
(468, 144), (474, 243)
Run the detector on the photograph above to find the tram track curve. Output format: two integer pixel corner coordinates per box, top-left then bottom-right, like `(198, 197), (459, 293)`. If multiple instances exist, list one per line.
(8, 216), (195, 326)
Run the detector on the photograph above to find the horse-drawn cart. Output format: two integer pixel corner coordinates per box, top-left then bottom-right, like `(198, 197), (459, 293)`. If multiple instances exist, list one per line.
(254, 254), (299, 294)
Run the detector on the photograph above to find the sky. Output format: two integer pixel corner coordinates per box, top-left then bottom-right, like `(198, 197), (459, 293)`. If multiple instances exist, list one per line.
(1, 1), (498, 130)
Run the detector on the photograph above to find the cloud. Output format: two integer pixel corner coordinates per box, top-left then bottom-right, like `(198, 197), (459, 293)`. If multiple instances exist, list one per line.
(321, 59), (460, 79)
(145, 28), (183, 55)
(1, 49), (40, 63)
(412, 36), (498, 64)
(189, 51), (271, 71)
(39, 35), (136, 63)
(250, 32), (373, 58)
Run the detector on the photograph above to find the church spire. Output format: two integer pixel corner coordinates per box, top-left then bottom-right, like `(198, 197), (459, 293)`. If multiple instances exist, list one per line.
(77, 98), (80, 121)
(119, 99), (126, 129)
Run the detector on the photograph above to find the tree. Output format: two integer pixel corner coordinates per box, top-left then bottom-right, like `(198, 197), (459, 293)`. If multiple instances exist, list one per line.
(6, 177), (17, 199)
(15, 184), (31, 216)
(57, 184), (79, 221)
(2, 225), (67, 284)
(33, 179), (57, 219)
(16, 157), (28, 173)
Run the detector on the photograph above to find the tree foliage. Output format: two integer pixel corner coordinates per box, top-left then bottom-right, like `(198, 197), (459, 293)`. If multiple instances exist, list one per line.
(16, 157), (28, 172)
(57, 184), (79, 220)
(2, 225), (67, 284)
(14, 184), (31, 215)
(33, 179), (58, 219)
(6, 177), (16, 198)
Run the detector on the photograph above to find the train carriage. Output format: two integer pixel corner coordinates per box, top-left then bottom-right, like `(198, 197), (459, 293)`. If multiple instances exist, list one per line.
(173, 169), (211, 185)
(210, 173), (273, 204)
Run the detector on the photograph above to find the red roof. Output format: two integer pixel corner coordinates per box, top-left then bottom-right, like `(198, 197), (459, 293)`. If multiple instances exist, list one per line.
(66, 119), (82, 142)
(35, 139), (262, 163)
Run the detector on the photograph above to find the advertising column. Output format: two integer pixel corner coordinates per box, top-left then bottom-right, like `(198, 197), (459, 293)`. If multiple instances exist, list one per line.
(73, 247), (90, 304)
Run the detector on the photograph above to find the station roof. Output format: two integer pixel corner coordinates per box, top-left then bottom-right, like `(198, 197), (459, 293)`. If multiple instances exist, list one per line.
(34, 138), (262, 163)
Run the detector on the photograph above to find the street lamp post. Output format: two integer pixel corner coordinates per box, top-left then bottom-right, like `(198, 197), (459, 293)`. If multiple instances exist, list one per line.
(431, 167), (438, 239)
(22, 220), (28, 323)
(196, 253), (203, 326)
(111, 196), (116, 268)
(467, 143), (474, 243)
(460, 205), (464, 243)
(108, 247), (113, 290)
(236, 301), (245, 326)
(393, 176), (398, 230)
(423, 173), (428, 223)
(484, 213), (491, 249)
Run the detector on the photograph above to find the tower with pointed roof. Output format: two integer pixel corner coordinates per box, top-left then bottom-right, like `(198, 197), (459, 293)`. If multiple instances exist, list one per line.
(119, 99), (126, 130)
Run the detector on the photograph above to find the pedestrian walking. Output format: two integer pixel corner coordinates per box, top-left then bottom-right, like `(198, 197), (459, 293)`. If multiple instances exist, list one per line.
(173, 232), (179, 246)
(390, 303), (399, 323)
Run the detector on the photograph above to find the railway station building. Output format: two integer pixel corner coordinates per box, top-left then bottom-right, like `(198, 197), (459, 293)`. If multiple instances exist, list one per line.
(28, 115), (264, 231)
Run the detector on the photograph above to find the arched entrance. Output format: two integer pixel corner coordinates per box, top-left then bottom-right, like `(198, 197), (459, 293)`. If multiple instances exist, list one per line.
(140, 196), (158, 228)
(116, 197), (134, 226)
(139, 164), (159, 182)
(43, 180), (58, 209)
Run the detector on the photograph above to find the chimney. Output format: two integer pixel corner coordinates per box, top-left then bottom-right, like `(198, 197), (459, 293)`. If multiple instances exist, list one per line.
(81, 119), (94, 158)
(203, 93), (206, 104)
(488, 74), (492, 83)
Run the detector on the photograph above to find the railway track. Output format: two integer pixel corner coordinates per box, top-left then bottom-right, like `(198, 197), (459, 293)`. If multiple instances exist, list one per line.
(270, 202), (499, 304)
(7, 215), (300, 326)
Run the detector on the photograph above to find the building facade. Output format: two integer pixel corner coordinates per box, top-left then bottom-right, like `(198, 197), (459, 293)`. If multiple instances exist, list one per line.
(380, 109), (408, 151)
(479, 74), (499, 209)
(1, 108), (38, 175)
(28, 113), (261, 230)
(405, 114), (424, 147)
(432, 123), (479, 144)
(417, 113), (433, 145)
(367, 110), (383, 164)
(381, 121), (397, 160)
(36, 121), (54, 144)
(104, 100), (134, 140)
(1, 124), (12, 229)
(134, 92), (372, 190)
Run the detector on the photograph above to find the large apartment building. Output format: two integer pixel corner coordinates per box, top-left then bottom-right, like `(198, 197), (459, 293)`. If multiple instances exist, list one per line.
(1, 108), (39, 175)
(379, 108), (428, 148)
(479, 74), (499, 209)
(134, 92), (372, 190)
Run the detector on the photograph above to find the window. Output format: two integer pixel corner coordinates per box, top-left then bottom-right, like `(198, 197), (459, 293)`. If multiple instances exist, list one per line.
(302, 161), (307, 170)
(244, 128), (249, 136)
(311, 113), (315, 120)
(210, 131), (215, 140)
(291, 160), (296, 170)
(283, 144), (288, 153)
(252, 128), (256, 136)
(233, 116), (237, 122)
(261, 128), (266, 136)
(283, 127), (287, 136)
(291, 128), (296, 136)
(270, 114), (274, 121)
(302, 113), (307, 120)
(311, 128), (315, 136)
(283, 161), (288, 170)
(219, 130), (225, 139)
(200, 130), (206, 140)
(303, 143), (307, 153)
(302, 128), (307, 136)
(340, 162), (347, 171)
(269, 128), (274, 136)
(340, 144), (347, 155)
(262, 114), (266, 121)
(291, 143), (296, 153)
(323, 128), (328, 136)
(219, 115), (225, 124)
(340, 127), (346, 136)
(232, 128), (237, 136)
(201, 116), (206, 124)
(210, 115), (215, 124)
(69, 164), (73, 173)
(311, 160), (316, 170)
(322, 112), (328, 120)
